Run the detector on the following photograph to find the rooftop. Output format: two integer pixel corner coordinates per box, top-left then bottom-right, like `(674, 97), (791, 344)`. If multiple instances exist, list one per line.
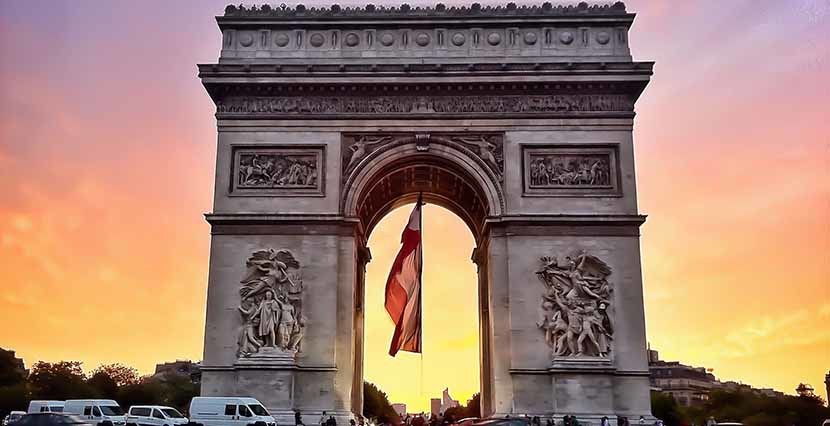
(222, 2), (629, 18)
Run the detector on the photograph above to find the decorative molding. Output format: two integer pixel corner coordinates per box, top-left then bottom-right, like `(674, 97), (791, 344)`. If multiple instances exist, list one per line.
(522, 145), (620, 197)
(536, 251), (614, 359)
(341, 133), (504, 182)
(237, 249), (306, 362)
(230, 146), (325, 196)
(218, 94), (632, 117)
(222, 2), (628, 18)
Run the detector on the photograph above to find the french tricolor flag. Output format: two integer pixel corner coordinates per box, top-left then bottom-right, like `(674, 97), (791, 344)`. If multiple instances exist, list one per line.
(385, 196), (424, 356)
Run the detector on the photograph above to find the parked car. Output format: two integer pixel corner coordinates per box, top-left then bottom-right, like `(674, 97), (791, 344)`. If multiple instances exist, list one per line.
(12, 413), (94, 426)
(188, 397), (275, 426)
(62, 400), (126, 426)
(125, 406), (188, 426)
(472, 419), (530, 426)
(452, 418), (480, 426)
(28, 402), (65, 414)
(3, 411), (26, 425)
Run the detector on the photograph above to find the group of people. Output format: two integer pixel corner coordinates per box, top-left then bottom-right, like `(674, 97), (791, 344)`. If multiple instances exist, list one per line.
(520, 414), (661, 426)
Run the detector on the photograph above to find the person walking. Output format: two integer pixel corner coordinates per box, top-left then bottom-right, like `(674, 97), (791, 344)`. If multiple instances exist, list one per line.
(295, 410), (304, 426)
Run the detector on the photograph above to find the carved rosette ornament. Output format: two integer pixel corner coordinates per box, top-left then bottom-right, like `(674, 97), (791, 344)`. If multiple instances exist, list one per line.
(237, 249), (306, 359)
(536, 251), (614, 358)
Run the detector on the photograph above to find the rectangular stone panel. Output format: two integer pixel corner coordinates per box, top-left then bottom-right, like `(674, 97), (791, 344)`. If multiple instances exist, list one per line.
(230, 145), (325, 196)
(522, 145), (620, 197)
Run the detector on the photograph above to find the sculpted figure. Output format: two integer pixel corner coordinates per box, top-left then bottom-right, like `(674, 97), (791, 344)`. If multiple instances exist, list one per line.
(452, 136), (501, 173)
(254, 290), (280, 347)
(236, 248), (306, 357)
(276, 294), (297, 349)
(237, 301), (263, 356)
(345, 136), (393, 172)
(537, 251), (614, 358)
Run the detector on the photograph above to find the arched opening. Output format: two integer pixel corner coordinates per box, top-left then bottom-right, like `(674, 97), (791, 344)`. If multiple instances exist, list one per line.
(345, 135), (502, 418)
(363, 203), (479, 414)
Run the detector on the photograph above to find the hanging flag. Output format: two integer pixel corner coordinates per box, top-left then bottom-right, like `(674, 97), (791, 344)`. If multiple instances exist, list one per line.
(385, 196), (424, 356)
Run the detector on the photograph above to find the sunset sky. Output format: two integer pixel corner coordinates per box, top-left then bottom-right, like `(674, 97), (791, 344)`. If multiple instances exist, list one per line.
(0, 0), (828, 413)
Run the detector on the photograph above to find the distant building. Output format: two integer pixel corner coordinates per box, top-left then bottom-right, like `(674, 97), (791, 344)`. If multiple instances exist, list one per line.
(430, 398), (441, 416)
(153, 360), (201, 383)
(0, 348), (27, 378)
(648, 348), (718, 406)
(648, 346), (785, 406)
(392, 403), (407, 418)
(441, 388), (460, 413)
(825, 371), (830, 407)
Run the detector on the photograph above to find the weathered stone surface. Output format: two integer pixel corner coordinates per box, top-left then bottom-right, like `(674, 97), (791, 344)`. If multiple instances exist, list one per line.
(199, 2), (654, 423)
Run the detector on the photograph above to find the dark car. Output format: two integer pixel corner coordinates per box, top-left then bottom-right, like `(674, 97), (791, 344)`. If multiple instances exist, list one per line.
(452, 418), (480, 426)
(13, 414), (95, 426)
(472, 419), (530, 426)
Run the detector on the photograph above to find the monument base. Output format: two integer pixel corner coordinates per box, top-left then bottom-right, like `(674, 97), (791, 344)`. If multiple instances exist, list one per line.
(235, 347), (298, 367)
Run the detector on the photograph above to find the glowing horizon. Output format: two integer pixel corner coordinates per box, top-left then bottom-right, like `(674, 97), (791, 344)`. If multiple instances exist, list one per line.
(0, 0), (828, 413)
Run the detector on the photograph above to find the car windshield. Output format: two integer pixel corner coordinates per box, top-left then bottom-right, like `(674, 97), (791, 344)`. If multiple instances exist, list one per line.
(248, 404), (269, 416)
(101, 406), (125, 416)
(162, 409), (184, 418)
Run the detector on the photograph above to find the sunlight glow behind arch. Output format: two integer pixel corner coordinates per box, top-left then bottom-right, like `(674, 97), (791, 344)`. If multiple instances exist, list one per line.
(363, 203), (480, 413)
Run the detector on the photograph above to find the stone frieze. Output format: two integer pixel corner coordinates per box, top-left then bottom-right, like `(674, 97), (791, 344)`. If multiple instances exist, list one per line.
(217, 94), (632, 116)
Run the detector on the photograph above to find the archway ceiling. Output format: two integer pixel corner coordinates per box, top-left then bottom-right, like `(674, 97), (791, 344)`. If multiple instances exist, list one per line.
(356, 156), (488, 242)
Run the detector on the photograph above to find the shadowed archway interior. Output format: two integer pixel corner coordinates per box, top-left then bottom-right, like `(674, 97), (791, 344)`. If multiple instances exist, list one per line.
(346, 137), (500, 416)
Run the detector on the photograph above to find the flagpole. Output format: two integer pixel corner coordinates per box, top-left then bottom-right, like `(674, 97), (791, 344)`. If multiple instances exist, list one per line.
(418, 192), (425, 402)
(417, 192), (424, 352)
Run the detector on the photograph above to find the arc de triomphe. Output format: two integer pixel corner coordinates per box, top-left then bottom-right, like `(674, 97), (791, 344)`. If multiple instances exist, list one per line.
(198, 2), (653, 423)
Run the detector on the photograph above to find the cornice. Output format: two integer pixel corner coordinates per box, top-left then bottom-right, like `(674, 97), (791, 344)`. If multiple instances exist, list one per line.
(220, 2), (630, 21)
(199, 60), (654, 78)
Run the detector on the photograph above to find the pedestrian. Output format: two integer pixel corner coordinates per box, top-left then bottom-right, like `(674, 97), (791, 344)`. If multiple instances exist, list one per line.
(295, 410), (304, 426)
(320, 411), (328, 426)
(328, 415), (337, 426)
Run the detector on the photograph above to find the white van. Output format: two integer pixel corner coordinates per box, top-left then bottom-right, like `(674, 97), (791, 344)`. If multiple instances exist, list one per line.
(27, 400), (65, 413)
(189, 397), (275, 426)
(126, 405), (188, 426)
(63, 399), (127, 425)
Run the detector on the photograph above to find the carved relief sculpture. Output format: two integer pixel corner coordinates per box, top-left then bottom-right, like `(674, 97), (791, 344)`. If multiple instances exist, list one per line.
(529, 154), (611, 187)
(451, 135), (504, 180)
(232, 147), (324, 195)
(536, 251), (613, 358)
(523, 146), (619, 196)
(237, 249), (306, 358)
(344, 135), (394, 173)
(218, 94), (632, 116)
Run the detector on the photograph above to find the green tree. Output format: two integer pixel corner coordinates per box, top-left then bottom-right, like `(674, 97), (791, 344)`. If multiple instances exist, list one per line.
(650, 392), (685, 426)
(0, 348), (28, 419)
(363, 381), (399, 425)
(117, 378), (166, 408)
(444, 393), (481, 422)
(92, 364), (140, 387)
(28, 361), (94, 400)
(87, 371), (118, 398)
(0, 348), (27, 387)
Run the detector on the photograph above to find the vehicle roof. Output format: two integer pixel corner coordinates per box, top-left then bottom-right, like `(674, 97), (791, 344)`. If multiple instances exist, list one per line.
(65, 399), (118, 403)
(130, 405), (176, 409)
(192, 396), (261, 403)
(10, 411), (26, 414)
(30, 400), (65, 404)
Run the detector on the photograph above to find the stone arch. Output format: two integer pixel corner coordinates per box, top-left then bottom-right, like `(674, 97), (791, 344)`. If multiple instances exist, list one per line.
(342, 134), (502, 416)
(342, 134), (505, 241)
